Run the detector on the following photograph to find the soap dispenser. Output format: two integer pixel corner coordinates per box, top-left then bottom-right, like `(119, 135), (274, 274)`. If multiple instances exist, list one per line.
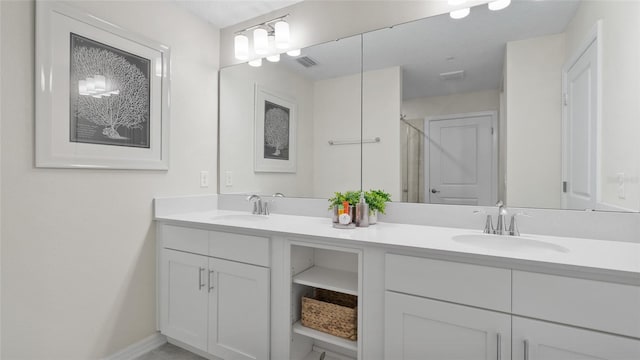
(355, 192), (369, 227)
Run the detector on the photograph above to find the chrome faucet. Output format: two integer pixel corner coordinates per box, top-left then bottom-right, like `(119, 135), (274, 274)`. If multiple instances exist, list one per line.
(494, 201), (507, 235)
(247, 195), (269, 215)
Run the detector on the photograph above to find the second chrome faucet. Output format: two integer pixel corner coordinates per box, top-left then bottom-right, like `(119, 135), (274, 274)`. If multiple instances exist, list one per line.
(480, 201), (520, 236)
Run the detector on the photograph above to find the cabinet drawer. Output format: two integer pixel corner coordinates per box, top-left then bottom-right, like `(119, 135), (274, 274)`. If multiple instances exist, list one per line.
(513, 271), (640, 338)
(162, 225), (209, 255)
(385, 254), (511, 312)
(209, 231), (269, 267)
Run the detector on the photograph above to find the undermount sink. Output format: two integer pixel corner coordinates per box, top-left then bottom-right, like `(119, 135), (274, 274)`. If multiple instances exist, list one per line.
(211, 214), (269, 222)
(452, 234), (569, 253)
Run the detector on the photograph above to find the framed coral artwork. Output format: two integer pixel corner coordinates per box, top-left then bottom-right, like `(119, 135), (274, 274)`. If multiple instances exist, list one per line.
(35, 2), (170, 170)
(254, 85), (297, 173)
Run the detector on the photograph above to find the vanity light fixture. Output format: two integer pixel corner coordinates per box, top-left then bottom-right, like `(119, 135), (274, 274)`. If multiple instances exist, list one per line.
(286, 49), (301, 57)
(248, 58), (263, 67)
(274, 20), (290, 49)
(233, 14), (291, 66)
(234, 34), (249, 60)
(488, 0), (511, 11)
(253, 28), (268, 55)
(450, 7), (470, 19)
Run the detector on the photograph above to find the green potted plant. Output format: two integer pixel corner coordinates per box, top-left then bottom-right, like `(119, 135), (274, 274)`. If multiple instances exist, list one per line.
(364, 189), (391, 224)
(328, 191), (361, 222)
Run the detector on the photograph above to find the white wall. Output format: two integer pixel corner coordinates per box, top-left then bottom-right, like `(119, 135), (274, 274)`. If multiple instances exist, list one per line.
(564, 1), (640, 211)
(0, 1), (219, 359)
(219, 62), (314, 197)
(402, 89), (499, 120)
(312, 73), (362, 198)
(504, 33), (565, 209)
(363, 67), (402, 200)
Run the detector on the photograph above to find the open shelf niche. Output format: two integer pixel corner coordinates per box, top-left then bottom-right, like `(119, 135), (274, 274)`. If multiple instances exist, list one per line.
(290, 243), (361, 360)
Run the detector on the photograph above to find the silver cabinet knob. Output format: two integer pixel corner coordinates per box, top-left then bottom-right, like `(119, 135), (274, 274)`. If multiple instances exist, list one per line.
(431, 188), (440, 194)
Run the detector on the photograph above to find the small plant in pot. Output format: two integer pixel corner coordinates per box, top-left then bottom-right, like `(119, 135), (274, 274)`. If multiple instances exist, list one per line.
(328, 190), (391, 224)
(364, 189), (391, 224)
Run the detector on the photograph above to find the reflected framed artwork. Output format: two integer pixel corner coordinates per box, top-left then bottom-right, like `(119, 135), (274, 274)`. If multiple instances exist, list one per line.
(35, 1), (170, 170)
(254, 85), (297, 173)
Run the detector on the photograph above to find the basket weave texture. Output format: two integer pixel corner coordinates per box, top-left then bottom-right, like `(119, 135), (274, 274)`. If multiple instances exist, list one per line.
(301, 288), (357, 341)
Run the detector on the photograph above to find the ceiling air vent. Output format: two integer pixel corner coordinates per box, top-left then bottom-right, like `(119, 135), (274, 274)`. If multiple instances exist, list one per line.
(296, 56), (318, 68)
(439, 70), (465, 81)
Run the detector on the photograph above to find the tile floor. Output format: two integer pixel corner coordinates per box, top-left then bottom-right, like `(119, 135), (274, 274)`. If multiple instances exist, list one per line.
(133, 343), (207, 360)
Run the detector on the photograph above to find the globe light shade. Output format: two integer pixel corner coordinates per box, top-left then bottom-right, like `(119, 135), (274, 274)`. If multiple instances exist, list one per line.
(274, 21), (290, 49)
(488, 0), (511, 11)
(253, 28), (268, 55)
(267, 54), (280, 62)
(234, 34), (249, 60)
(450, 7), (470, 19)
(248, 58), (263, 67)
(286, 49), (301, 57)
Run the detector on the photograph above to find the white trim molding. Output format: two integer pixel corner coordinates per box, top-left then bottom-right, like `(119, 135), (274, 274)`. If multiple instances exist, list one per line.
(102, 333), (166, 360)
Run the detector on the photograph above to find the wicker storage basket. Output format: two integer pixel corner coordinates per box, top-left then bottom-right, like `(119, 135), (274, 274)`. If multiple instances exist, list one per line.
(301, 288), (357, 341)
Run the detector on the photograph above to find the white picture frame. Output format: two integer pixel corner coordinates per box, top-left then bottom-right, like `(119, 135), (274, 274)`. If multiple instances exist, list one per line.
(35, 1), (170, 170)
(254, 85), (297, 173)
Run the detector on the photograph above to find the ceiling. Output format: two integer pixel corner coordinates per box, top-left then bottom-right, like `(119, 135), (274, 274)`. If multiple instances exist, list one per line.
(273, 0), (580, 100)
(175, 0), (303, 29)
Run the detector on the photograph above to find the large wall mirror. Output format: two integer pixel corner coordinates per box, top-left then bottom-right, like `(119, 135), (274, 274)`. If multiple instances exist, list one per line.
(219, 0), (640, 213)
(362, 0), (640, 212)
(219, 35), (362, 199)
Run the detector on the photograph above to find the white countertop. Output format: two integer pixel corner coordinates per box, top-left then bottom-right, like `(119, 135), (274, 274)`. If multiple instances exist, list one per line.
(156, 209), (640, 284)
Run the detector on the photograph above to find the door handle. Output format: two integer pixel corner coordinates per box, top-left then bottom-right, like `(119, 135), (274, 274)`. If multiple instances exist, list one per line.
(198, 267), (205, 290)
(496, 332), (502, 360)
(431, 188), (440, 194)
(208, 270), (215, 292)
(524, 339), (529, 360)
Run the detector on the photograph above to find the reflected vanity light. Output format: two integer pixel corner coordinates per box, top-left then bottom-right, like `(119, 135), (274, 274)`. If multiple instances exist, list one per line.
(274, 20), (290, 49)
(78, 75), (119, 98)
(234, 34), (249, 60)
(253, 28), (268, 55)
(488, 0), (511, 11)
(450, 7), (470, 19)
(286, 49), (301, 57)
(233, 14), (291, 66)
(248, 58), (263, 67)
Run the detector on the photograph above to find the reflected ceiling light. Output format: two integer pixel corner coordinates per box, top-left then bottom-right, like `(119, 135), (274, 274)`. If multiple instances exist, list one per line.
(488, 0), (511, 11)
(248, 58), (263, 67)
(267, 54), (280, 62)
(234, 34), (249, 60)
(286, 49), (301, 57)
(450, 7), (470, 19)
(274, 20), (290, 49)
(253, 28), (268, 55)
(79, 75), (119, 98)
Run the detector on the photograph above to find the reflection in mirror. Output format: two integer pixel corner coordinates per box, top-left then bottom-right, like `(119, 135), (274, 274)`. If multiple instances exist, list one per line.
(363, 0), (640, 212)
(219, 35), (362, 198)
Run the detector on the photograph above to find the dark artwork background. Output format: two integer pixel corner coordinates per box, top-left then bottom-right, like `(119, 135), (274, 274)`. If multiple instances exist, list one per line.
(69, 33), (151, 148)
(263, 100), (290, 161)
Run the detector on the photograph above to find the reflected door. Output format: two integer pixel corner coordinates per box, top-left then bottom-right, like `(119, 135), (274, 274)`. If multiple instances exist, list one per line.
(563, 37), (598, 210)
(426, 112), (496, 206)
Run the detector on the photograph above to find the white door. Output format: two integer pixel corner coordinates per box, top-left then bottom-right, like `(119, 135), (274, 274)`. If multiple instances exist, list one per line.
(208, 257), (270, 360)
(385, 292), (510, 360)
(426, 112), (496, 206)
(160, 249), (209, 352)
(563, 36), (598, 210)
(513, 317), (640, 360)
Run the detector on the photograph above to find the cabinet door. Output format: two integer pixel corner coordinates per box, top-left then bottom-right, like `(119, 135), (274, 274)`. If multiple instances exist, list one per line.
(160, 249), (209, 351)
(513, 317), (640, 360)
(208, 257), (270, 360)
(385, 292), (510, 360)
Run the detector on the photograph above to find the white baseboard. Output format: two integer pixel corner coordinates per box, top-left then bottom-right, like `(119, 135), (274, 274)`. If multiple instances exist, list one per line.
(103, 332), (167, 360)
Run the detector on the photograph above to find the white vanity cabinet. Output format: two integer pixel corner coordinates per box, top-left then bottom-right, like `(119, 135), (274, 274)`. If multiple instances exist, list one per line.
(384, 253), (640, 360)
(512, 317), (640, 360)
(385, 254), (512, 360)
(386, 292), (510, 360)
(158, 224), (270, 360)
